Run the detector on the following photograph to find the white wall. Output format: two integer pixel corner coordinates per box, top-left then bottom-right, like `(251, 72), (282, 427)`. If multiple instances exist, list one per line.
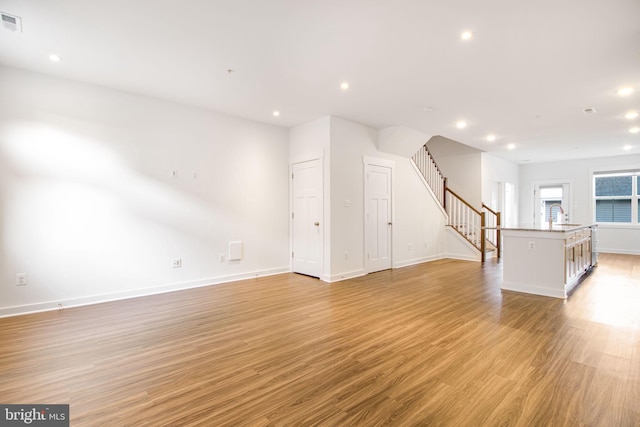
(519, 154), (640, 255)
(481, 153), (520, 224)
(0, 67), (290, 316)
(426, 135), (483, 207)
(289, 116), (330, 162)
(328, 116), (447, 280)
(328, 117), (373, 279)
(289, 116), (450, 281)
(395, 160), (448, 266)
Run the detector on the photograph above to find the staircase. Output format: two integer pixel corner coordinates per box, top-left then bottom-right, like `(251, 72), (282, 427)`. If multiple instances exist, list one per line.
(412, 144), (501, 262)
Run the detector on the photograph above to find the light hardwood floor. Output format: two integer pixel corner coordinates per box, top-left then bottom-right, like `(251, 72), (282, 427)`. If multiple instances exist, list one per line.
(1, 253), (639, 426)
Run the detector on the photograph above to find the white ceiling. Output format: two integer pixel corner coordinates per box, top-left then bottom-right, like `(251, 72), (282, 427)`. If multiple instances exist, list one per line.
(1, 0), (639, 163)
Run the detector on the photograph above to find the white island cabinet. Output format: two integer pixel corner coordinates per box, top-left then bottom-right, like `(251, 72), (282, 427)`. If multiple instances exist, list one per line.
(501, 224), (597, 299)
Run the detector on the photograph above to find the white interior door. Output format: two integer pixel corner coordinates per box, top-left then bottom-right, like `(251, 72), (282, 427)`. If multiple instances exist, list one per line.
(365, 163), (392, 273)
(292, 160), (322, 278)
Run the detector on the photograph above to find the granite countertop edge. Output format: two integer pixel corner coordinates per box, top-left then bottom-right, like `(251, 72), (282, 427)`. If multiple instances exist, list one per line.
(500, 223), (596, 233)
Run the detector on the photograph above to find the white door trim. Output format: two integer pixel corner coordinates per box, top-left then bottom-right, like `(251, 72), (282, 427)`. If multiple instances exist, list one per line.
(531, 179), (574, 226)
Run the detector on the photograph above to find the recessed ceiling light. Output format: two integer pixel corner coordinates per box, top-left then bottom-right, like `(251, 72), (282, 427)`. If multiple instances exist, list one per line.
(461, 31), (473, 40)
(623, 145), (632, 151)
(486, 134), (496, 142)
(630, 127), (640, 134)
(273, 111), (280, 117)
(582, 107), (596, 114)
(340, 82), (349, 90)
(624, 111), (638, 120)
(617, 87), (634, 96)
(49, 54), (61, 62)
(455, 120), (467, 129)
(507, 143), (516, 150)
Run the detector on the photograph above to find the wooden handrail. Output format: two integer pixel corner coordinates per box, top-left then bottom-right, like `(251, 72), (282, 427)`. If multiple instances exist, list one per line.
(482, 203), (498, 216)
(413, 143), (503, 262)
(446, 188), (482, 215)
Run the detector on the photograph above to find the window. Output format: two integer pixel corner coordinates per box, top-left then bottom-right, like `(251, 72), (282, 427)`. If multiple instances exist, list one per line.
(594, 172), (640, 224)
(540, 186), (563, 223)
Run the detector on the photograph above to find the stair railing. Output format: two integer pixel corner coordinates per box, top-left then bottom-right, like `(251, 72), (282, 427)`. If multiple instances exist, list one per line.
(412, 143), (502, 263)
(446, 189), (486, 262)
(411, 145), (446, 210)
(482, 204), (501, 258)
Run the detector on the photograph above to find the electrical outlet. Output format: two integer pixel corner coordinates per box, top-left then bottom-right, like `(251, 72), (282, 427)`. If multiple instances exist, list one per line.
(219, 254), (225, 262)
(408, 243), (412, 250)
(344, 251), (349, 260)
(16, 273), (27, 286)
(171, 170), (178, 178)
(528, 241), (535, 251)
(172, 258), (182, 268)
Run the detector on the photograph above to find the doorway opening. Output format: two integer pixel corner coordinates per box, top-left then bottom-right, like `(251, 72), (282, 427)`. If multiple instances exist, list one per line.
(491, 181), (516, 228)
(534, 182), (571, 226)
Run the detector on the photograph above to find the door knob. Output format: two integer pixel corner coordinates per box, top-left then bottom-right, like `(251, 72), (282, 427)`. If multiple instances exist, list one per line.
(314, 222), (320, 226)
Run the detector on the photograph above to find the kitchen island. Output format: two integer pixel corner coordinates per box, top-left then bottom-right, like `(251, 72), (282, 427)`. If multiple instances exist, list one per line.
(501, 223), (597, 299)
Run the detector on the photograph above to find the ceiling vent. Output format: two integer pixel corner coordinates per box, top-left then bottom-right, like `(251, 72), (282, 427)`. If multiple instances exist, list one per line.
(1, 12), (22, 33)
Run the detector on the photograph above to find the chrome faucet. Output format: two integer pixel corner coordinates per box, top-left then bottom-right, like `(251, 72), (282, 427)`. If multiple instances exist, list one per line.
(548, 203), (564, 228)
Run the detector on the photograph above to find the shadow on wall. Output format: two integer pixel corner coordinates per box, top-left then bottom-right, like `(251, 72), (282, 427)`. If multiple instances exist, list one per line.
(0, 119), (274, 303)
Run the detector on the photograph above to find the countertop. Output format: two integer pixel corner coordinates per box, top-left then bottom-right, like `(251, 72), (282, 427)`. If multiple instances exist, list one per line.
(500, 223), (595, 233)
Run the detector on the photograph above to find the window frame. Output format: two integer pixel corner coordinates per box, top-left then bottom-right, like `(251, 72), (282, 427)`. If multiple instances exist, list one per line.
(593, 171), (639, 225)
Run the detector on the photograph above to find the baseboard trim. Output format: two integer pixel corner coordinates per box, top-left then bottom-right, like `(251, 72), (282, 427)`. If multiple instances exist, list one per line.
(443, 253), (481, 262)
(598, 248), (640, 256)
(0, 266), (291, 319)
(501, 281), (566, 299)
(394, 255), (444, 268)
(323, 269), (366, 283)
